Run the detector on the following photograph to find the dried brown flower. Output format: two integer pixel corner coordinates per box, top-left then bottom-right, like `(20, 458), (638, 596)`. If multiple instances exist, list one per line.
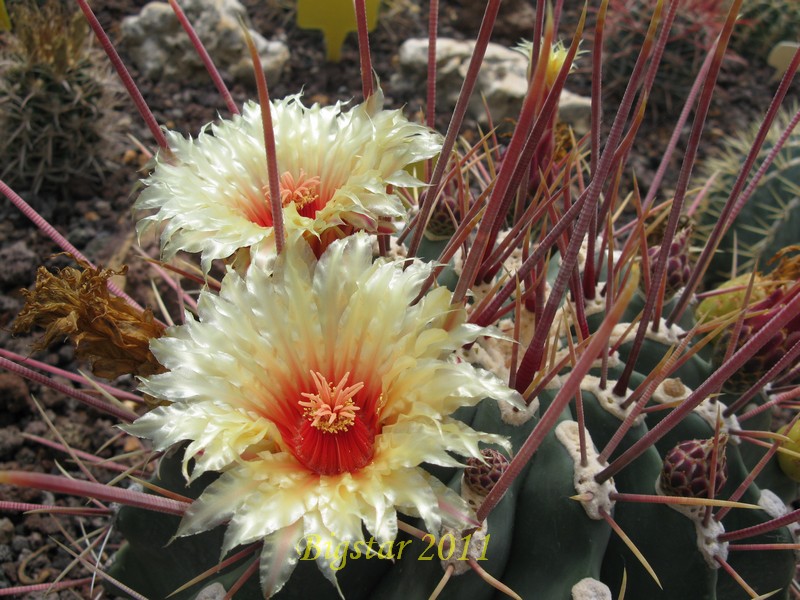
(12, 263), (165, 380)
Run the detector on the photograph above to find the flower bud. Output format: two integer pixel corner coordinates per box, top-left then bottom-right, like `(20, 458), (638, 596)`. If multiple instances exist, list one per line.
(661, 435), (728, 498)
(465, 448), (510, 496)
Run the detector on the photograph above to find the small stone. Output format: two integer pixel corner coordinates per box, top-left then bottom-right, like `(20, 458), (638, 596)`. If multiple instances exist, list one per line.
(0, 241), (38, 290)
(0, 426), (24, 454)
(11, 535), (30, 552)
(195, 583), (227, 600)
(0, 518), (14, 545)
(0, 374), (29, 415)
(121, 0), (289, 84)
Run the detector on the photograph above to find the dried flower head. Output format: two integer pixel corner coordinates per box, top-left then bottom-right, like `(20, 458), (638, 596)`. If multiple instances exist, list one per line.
(123, 233), (521, 595)
(12, 264), (164, 379)
(135, 90), (442, 272)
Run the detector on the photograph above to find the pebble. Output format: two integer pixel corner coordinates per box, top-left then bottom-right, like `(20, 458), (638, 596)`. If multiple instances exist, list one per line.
(0, 374), (29, 415)
(0, 426), (24, 454)
(0, 241), (38, 290)
(0, 518), (14, 544)
(12, 535), (31, 552)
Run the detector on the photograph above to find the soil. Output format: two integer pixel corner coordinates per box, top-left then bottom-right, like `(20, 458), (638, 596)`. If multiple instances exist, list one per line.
(0, 0), (797, 598)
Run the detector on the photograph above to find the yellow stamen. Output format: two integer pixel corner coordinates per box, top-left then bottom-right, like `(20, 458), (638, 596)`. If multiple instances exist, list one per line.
(299, 371), (363, 433)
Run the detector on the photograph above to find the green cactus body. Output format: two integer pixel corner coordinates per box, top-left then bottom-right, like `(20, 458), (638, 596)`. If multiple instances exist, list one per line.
(502, 419), (612, 599)
(100, 232), (799, 600)
(109, 449), (264, 599)
(368, 479), (517, 600)
(578, 378), (719, 600)
(35, 267), (799, 600)
(613, 325), (714, 390)
(604, 445), (720, 600)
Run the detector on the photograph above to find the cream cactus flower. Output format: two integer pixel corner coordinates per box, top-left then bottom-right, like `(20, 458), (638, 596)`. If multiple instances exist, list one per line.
(124, 233), (521, 597)
(135, 91), (441, 272)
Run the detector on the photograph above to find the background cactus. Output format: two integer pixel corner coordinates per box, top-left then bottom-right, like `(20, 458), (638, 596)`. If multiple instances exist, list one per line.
(692, 102), (800, 285)
(1, 0), (799, 599)
(728, 0), (800, 63)
(0, 0), (123, 199)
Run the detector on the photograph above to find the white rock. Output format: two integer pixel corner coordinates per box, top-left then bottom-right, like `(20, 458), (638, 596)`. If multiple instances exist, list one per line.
(121, 0), (289, 84)
(195, 583), (226, 600)
(572, 578), (612, 600)
(392, 38), (591, 133)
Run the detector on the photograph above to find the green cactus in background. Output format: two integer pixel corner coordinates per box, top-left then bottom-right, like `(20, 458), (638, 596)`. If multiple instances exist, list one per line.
(693, 103), (800, 285)
(728, 0), (800, 63)
(0, 0), (123, 198)
(1, 0), (800, 599)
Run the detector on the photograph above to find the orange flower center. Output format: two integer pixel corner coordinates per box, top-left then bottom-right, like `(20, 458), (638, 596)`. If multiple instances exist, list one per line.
(280, 370), (377, 476)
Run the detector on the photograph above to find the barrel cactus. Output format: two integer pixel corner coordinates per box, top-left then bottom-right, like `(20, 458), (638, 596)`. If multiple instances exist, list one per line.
(693, 102), (800, 286)
(0, 0), (122, 199)
(1, 1), (799, 599)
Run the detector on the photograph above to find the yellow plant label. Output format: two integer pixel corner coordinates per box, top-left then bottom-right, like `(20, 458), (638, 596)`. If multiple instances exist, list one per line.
(0, 0), (11, 31)
(296, 0), (381, 62)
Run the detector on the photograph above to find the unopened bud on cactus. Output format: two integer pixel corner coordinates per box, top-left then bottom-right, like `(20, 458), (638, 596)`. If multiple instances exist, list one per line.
(660, 435), (729, 498)
(425, 191), (461, 240)
(646, 215), (694, 298)
(697, 247), (800, 324)
(514, 39), (577, 89)
(695, 272), (770, 324)
(464, 448), (509, 496)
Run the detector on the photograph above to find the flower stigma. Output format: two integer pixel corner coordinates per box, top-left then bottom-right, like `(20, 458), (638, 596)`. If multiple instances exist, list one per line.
(264, 170), (323, 221)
